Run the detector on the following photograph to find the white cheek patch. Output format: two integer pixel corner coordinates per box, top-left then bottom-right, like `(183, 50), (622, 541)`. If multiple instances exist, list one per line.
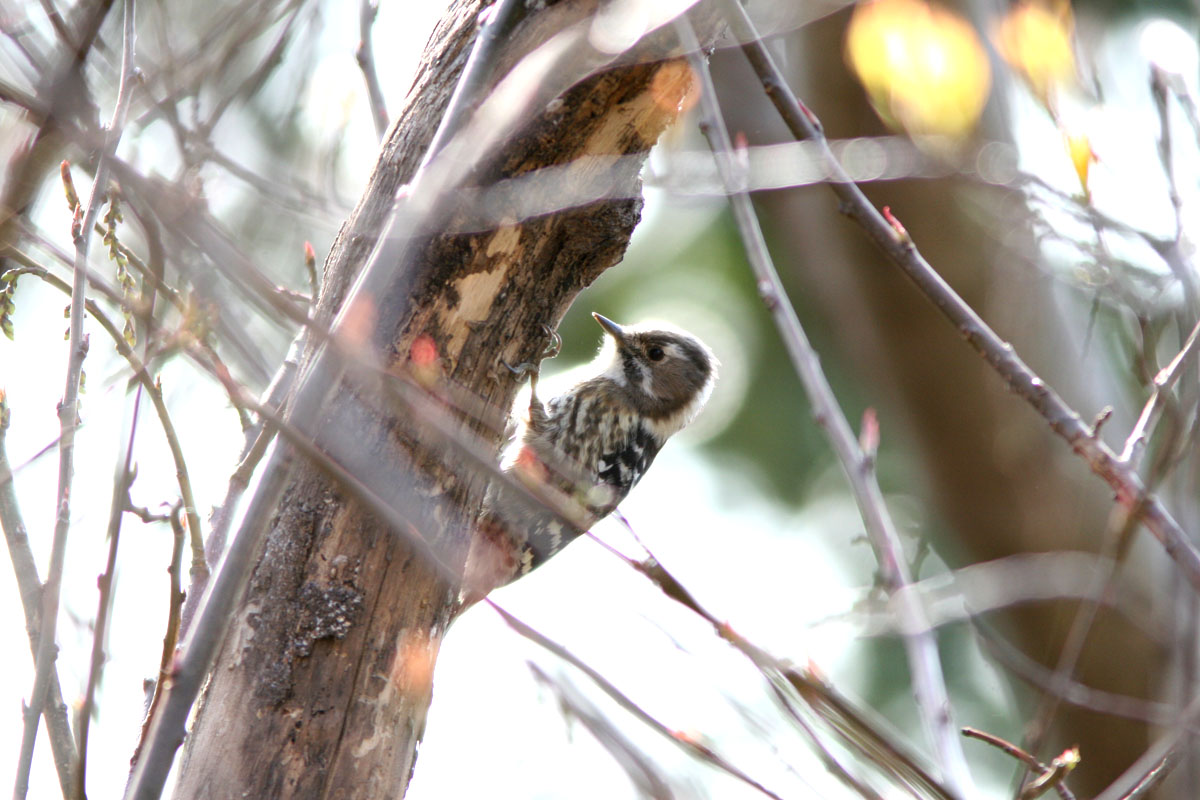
(600, 345), (627, 386)
(603, 361), (627, 386)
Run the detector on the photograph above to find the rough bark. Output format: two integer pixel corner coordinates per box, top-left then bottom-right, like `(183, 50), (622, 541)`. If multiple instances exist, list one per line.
(173, 2), (717, 798)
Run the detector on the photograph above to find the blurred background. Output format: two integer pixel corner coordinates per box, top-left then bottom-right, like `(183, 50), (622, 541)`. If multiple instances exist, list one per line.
(2, 0), (1199, 797)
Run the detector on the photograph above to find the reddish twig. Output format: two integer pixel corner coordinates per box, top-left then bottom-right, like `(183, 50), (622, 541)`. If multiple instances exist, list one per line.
(719, 0), (1200, 595)
(606, 513), (954, 800)
(679, 17), (971, 795)
(130, 503), (186, 772)
(14, 1), (137, 794)
(961, 728), (1077, 800)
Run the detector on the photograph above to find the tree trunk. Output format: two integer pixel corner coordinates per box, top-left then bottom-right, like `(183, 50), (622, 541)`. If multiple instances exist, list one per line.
(173, 2), (718, 797)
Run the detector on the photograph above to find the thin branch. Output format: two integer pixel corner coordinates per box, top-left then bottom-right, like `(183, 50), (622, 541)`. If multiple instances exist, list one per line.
(680, 17), (971, 796)
(973, 620), (1176, 727)
(1104, 753), (1178, 800)
(37, 0), (74, 50)
(0, 395), (77, 794)
(527, 665), (677, 800)
(0, 0), (117, 263)
(130, 503), (186, 772)
(178, 331), (301, 636)
(719, 0), (1200, 594)
(76, 385), (145, 799)
(356, 0), (388, 138)
(1149, 66), (1200, 314)
(196, 3), (305, 140)
(759, 677), (888, 800)
(414, 0), (530, 176)
(4, 264), (206, 582)
(961, 729), (1076, 800)
(1017, 503), (1138, 777)
(1092, 693), (1200, 800)
(487, 600), (787, 800)
(124, 501), (173, 524)
(621, 531), (955, 800)
(14, 0), (137, 794)
(1120, 315), (1200, 466)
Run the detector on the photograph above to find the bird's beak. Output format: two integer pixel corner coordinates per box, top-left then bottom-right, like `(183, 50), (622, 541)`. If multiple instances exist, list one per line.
(592, 312), (627, 345)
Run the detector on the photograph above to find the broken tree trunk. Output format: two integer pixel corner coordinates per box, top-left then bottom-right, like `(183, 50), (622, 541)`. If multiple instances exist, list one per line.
(172, 1), (722, 797)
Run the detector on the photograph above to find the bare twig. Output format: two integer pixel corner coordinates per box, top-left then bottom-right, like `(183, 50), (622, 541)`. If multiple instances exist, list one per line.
(125, 501), (174, 524)
(4, 265), (206, 580)
(36, 0), (74, 50)
(1101, 752), (1178, 800)
(973, 621), (1175, 726)
(1092, 693), (1200, 800)
(527, 664), (677, 800)
(488, 600), (787, 800)
(14, 1), (137, 794)
(130, 503), (186, 771)
(179, 331), (302, 636)
(624, 536), (955, 800)
(1016, 504), (1138, 782)
(0, 395), (77, 794)
(1121, 316), (1200, 466)
(1150, 66), (1200, 314)
(961, 728), (1077, 800)
(679, 17), (971, 796)
(196, 4), (305, 141)
(356, 0), (389, 138)
(603, 511), (953, 799)
(76, 385), (145, 799)
(719, 0), (1200, 594)
(584, 532), (887, 799)
(0, 0), (117, 267)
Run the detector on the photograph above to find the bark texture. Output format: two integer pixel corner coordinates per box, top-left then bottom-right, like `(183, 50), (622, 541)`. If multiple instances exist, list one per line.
(174, 2), (714, 798)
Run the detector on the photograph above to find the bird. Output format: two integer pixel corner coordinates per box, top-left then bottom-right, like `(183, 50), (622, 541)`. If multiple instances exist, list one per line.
(464, 312), (717, 599)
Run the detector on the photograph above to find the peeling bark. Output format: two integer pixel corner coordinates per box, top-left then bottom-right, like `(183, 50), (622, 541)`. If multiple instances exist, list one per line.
(173, 2), (720, 797)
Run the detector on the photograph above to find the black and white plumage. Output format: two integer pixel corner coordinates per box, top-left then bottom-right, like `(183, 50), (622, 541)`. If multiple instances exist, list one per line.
(466, 313), (717, 596)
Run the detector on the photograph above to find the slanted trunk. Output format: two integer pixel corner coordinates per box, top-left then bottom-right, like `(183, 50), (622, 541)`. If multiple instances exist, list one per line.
(173, 2), (721, 797)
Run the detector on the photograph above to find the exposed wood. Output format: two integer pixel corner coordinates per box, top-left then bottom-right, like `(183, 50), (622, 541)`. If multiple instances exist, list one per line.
(173, 2), (720, 797)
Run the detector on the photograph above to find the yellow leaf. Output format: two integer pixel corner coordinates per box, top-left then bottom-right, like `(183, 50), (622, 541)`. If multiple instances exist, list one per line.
(846, 0), (992, 141)
(994, 1), (1076, 112)
(1064, 130), (1095, 198)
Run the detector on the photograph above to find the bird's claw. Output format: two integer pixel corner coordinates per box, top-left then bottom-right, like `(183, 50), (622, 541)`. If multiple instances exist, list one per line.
(502, 359), (536, 378)
(541, 325), (562, 360)
(501, 325), (560, 380)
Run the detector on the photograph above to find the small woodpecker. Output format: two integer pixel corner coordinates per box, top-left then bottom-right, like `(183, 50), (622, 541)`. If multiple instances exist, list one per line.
(466, 312), (717, 598)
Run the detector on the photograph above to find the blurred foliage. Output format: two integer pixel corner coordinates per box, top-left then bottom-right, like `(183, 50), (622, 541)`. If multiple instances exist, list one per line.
(846, 0), (992, 141)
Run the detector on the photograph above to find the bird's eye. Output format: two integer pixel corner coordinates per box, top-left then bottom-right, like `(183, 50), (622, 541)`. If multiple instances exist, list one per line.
(647, 345), (665, 361)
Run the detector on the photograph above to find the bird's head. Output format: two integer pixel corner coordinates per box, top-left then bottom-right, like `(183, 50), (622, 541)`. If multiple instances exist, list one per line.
(592, 312), (717, 436)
